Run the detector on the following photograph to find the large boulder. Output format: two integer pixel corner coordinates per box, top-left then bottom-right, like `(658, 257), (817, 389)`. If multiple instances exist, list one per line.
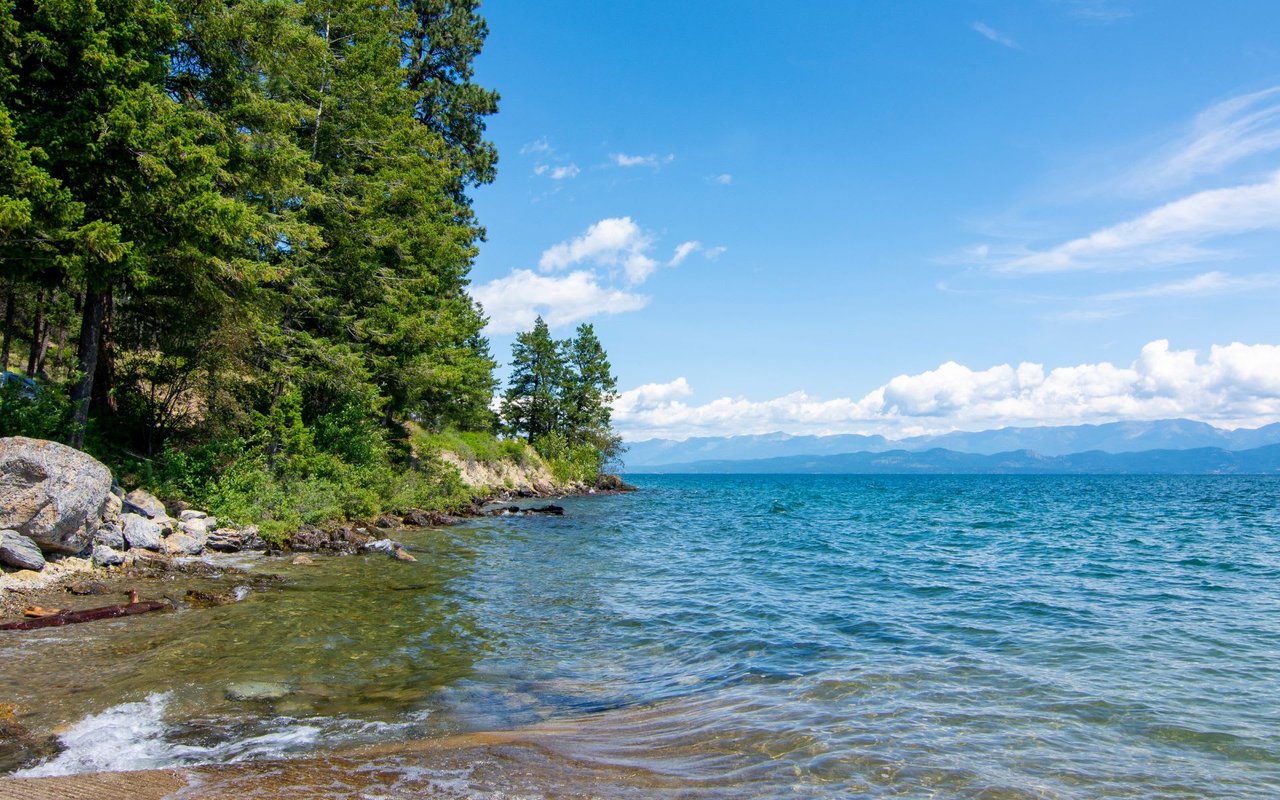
(0, 530), (46, 571)
(0, 437), (112, 554)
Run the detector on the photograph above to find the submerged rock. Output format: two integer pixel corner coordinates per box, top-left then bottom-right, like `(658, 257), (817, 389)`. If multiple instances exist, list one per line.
(0, 436), (112, 554)
(290, 554), (315, 566)
(185, 588), (239, 608)
(0, 707), (62, 773)
(224, 681), (291, 702)
(66, 579), (111, 596)
(0, 530), (46, 571)
(393, 548), (417, 562)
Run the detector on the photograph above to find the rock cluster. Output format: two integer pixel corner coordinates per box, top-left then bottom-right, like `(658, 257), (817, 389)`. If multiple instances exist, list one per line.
(0, 437), (265, 582)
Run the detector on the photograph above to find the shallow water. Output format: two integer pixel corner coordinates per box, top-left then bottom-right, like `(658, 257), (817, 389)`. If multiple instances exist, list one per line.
(4, 475), (1280, 797)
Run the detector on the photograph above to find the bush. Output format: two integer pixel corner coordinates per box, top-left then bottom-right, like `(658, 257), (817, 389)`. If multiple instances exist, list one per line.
(0, 376), (75, 441)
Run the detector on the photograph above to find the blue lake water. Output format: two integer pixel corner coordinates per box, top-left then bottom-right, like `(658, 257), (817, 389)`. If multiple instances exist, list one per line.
(5, 474), (1280, 798)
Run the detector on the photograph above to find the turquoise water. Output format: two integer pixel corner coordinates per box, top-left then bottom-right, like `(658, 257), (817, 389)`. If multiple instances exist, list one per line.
(6, 474), (1280, 797)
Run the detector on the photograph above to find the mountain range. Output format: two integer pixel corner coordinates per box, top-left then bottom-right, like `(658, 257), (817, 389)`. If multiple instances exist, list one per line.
(622, 420), (1280, 474)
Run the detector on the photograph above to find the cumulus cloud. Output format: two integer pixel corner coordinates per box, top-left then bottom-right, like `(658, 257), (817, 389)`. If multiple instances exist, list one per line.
(613, 340), (1280, 440)
(539, 217), (658, 284)
(998, 170), (1280, 272)
(612, 152), (674, 168)
(972, 22), (1019, 49)
(471, 269), (649, 334)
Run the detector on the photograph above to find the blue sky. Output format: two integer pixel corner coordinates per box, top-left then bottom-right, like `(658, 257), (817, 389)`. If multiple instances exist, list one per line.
(466, 1), (1280, 441)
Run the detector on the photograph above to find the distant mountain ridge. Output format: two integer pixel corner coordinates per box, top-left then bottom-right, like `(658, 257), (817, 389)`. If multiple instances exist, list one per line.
(629, 444), (1280, 475)
(622, 419), (1280, 468)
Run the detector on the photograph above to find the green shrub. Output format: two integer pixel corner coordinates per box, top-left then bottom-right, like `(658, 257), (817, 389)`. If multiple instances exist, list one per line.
(0, 377), (75, 441)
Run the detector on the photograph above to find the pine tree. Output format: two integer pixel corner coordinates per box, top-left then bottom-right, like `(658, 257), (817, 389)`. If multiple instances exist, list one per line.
(501, 317), (565, 445)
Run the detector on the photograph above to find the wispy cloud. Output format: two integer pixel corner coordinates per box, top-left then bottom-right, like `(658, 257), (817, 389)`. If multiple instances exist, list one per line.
(520, 137), (552, 155)
(708, 173), (733, 185)
(522, 137), (579, 182)
(612, 152), (675, 168)
(669, 241), (701, 266)
(1124, 87), (1280, 193)
(991, 170), (1280, 272)
(972, 22), (1019, 49)
(1097, 270), (1278, 302)
(614, 340), (1280, 440)
(1060, 0), (1132, 24)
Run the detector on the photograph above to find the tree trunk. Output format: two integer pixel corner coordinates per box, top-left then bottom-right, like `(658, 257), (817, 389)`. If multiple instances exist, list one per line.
(34, 303), (50, 377)
(26, 290), (44, 376)
(69, 290), (107, 449)
(91, 291), (116, 415)
(1, 284), (15, 370)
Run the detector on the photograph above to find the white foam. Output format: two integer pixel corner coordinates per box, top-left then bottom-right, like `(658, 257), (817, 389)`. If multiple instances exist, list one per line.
(15, 694), (327, 777)
(16, 693), (174, 777)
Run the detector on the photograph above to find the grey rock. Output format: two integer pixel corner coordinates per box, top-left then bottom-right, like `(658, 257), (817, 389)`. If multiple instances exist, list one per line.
(0, 436), (112, 553)
(94, 522), (125, 550)
(101, 492), (123, 526)
(178, 509), (207, 522)
(162, 531), (205, 556)
(206, 526), (266, 553)
(179, 517), (210, 538)
(0, 529), (46, 571)
(91, 544), (126, 567)
(122, 513), (164, 551)
(122, 488), (166, 519)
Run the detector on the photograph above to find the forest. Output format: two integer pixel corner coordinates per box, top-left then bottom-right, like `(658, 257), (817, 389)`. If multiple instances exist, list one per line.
(0, 0), (619, 535)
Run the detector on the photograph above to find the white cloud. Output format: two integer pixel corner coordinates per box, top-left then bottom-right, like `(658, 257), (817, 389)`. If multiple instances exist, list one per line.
(972, 22), (1019, 49)
(471, 269), (649, 334)
(1128, 86), (1280, 192)
(703, 245), (727, 260)
(709, 174), (733, 185)
(612, 340), (1280, 440)
(669, 241), (701, 266)
(998, 170), (1280, 272)
(1097, 270), (1277, 301)
(520, 137), (552, 155)
(539, 217), (658, 284)
(612, 152), (675, 168)
(550, 164), (579, 180)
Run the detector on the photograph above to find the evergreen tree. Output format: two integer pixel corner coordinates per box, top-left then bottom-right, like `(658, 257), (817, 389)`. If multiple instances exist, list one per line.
(501, 317), (565, 445)
(501, 318), (623, 478)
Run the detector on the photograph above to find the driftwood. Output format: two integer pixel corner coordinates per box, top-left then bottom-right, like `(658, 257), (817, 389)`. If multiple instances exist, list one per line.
(0, 598), (168, 631)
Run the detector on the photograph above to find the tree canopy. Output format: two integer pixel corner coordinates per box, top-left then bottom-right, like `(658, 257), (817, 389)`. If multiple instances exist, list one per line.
(0, 0), (508, 530)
